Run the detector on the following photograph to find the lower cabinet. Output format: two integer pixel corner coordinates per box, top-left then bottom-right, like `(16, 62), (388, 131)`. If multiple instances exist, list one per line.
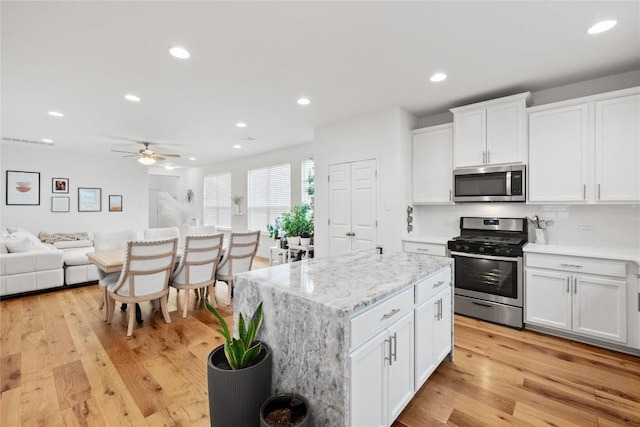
(350, 312), (414, 427)
(414, 286), (452, 390)
(525, 253), (627, 344)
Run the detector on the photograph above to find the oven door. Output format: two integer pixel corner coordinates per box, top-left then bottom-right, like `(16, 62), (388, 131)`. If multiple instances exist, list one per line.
(450, 251), (523, 307)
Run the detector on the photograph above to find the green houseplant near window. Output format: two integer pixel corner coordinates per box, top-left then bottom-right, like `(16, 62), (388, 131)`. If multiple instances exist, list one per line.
(205, 301), (272, 427)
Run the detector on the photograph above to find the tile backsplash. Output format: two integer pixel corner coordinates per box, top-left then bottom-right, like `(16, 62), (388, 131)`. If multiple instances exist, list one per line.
(412, 203), (640, 249)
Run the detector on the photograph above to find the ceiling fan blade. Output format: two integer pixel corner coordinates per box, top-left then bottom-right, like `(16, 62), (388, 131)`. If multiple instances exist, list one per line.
(151, 154), (166, 160)
(111, 149), (139, 155)
(157, 153), (180, 158)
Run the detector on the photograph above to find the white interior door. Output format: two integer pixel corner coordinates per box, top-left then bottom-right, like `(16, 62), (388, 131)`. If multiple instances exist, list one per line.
(329, 163), (351, 256)
(351, 159), (377, 251)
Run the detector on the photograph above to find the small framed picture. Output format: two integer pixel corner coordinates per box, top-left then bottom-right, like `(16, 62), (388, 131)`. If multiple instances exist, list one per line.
(78, 187), (102, 212)
(52, 177), (69, 193)
(51, 196), (70, 212)
(6, 170), (40, 205)
(109, 195), (123, 212)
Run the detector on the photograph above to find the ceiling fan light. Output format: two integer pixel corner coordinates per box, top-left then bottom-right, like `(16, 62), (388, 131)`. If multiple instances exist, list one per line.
(138, 156), (156, 165)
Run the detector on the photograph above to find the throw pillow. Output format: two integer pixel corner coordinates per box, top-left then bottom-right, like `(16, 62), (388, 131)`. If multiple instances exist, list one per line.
(4, 237), (44, 253)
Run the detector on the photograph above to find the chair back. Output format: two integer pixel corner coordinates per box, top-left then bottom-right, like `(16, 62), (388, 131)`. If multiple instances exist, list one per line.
(143, 227), (180, 240)
(188, 225), (217, 235)
(217, 230), (260, 278)
(171, 233), (224, 287)
(93, 229), (139, 281)
(113, 238), (178, 298)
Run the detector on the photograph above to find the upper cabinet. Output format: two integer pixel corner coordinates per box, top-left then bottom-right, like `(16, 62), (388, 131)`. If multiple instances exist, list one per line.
(412, 124), (453, 204)
(528, 87), (640, 204)
(451, 92), (530, 168)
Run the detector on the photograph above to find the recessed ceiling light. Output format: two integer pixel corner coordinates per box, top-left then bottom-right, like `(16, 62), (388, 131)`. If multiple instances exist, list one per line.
(189, 157), (196, 161)
(41, 138), (53, 143)
(124, 94), (141, 102)
(236, 122), (247, 128)
(169, 46), (190, 59)
(164, 164), (175, 170)
(233, 144), (242, 149)
(587, 20), (617, 35)
(48, 111), (64, 117)
(430, 73), (447, 83)
(297, 97), (311, 106)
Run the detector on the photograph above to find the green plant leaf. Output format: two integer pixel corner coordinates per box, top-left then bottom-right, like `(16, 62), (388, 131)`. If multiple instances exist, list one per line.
(240, 342), (262, 368)
(206, 301), (231, 342)
(238, 313), (246, 344)
(224, 342), (237, 370)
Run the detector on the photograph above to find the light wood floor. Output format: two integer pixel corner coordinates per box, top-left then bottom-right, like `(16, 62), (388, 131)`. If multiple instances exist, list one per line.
(1, 257), (638, 426)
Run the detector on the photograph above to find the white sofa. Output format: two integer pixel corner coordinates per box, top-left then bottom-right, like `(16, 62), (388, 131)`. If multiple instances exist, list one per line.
(0, 228), (64, 296)
(0, 228), (100, 297)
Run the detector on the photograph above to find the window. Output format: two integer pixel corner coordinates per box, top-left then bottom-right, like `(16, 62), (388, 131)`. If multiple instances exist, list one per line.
(204, 173), (231, 229)
(248, 163), (291, 232)
(301, 159), (315, 208)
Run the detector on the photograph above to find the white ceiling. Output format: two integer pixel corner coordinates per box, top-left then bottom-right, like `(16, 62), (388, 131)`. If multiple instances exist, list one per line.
(2, 1), (639, 167)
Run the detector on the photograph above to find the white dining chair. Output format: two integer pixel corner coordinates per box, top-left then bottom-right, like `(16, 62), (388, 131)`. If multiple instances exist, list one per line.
(93, 229), (139, 321)
(170, 233), (224, 318)
(106, 237), (178, 336)
(188, 225), (217, 235)
(215, 230), (260, 305)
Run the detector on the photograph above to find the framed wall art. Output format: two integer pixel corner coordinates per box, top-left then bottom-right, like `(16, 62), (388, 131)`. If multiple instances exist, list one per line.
(6, 170), (40, 205)
(51, 196), (70, 212)
(78, 187), (101, 212)
(52, 177), (69, 193)
(109, 195), (123, 212)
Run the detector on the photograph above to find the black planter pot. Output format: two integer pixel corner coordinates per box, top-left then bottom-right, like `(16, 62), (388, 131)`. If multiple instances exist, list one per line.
(260, 393), (310, 427)
(208, 342), (272, 427)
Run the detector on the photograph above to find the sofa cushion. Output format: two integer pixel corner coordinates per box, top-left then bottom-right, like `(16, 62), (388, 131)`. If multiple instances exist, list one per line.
(54, 240), (93, 249)
(63, 247), (95, 266)
(4, 237), (46, 253)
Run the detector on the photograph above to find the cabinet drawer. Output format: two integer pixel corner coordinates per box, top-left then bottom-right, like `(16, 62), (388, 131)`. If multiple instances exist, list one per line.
(415, 266), (452, 305)
(351, 288), (413, 350)
(526, 253), (626, 278)
(402, 241), (447, 257)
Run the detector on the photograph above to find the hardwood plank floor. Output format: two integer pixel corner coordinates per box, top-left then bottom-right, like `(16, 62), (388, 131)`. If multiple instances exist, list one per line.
(1, 259), (638, 426)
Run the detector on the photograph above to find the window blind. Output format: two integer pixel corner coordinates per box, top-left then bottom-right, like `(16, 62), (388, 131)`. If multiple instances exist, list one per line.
(248, 163), (291, 232)
(204, 173), (231, 229)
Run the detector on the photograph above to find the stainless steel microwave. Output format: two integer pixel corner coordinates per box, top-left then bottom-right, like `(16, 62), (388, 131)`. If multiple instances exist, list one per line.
(453, 165), (525, 202)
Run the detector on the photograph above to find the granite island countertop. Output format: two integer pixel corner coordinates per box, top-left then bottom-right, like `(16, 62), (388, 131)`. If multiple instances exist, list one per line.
(236, 249), (453, 316)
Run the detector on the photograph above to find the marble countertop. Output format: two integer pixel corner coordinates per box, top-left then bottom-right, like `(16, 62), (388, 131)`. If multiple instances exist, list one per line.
(235, 249), (452, 316)
(524, 243), (640, 265)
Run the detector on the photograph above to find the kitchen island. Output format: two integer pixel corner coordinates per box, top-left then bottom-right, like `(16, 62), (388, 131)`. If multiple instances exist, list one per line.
(234, 249), (454, 426)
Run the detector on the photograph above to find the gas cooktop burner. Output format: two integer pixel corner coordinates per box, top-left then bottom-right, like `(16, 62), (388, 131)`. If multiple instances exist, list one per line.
(453, 235), (526, 246)
(447, 217), (529, 257)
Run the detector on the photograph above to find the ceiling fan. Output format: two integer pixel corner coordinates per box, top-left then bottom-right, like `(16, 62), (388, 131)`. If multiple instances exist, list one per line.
(111, 142), (180, 165)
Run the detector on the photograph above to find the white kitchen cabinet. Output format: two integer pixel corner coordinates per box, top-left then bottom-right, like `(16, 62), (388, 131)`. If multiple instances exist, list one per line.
(412, 124), (453, 204)
(451, 92), (530, 168)
(414, 286), (451, 390)
(525, 253), (627, 343)
(595, 94), (640, 202)
(528, 104), (589, 202)
(350, 311), (414, 427)
(527, 87), (640, 204)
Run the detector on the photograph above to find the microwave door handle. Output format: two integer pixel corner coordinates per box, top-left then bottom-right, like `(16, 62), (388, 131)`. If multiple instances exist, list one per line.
(505, 171), (512, 196)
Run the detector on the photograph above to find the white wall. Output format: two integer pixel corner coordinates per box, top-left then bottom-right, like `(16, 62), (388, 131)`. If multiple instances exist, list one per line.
(1, 143), (149, 235)
(313, 107), (416, 258)
(411, 203), (640, 251)
(182, 143), (313, 257)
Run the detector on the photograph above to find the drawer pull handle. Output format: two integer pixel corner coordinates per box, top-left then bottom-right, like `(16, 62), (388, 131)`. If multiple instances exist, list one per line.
(417, 248), (430, 252)
(391, 333), (397, 362)
(384, 338), (392, 366)
(381, 308), (400, 320)
(433, 280), (446, 289)
(560, 263), (583, 268)
(471, 301), (492, 309)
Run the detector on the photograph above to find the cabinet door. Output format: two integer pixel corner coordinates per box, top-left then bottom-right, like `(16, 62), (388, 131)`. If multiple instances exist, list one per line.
(595, 94), (640, 202)
(486, 102), (525, 165)
(351, 159), (377, 251)
(433, 287), (452, 366)
(414, 297), (436, 390)
(573, 275), (627, 343)
(350, 329), (386, 427)
(528, 104), (589, 202)
(412, 125), (453, 204)
(525, 269), (572, 331)
(454, 109), (486, 168)
(387, 312), (414, 425)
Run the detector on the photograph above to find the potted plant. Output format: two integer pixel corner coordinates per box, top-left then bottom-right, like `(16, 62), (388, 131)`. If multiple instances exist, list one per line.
(266, 217), (282, 247)
(280, 210), (299, 246)
(299, 212), (313, 247)
(260, 393), (310, 427)
(205, 301), (272, 427)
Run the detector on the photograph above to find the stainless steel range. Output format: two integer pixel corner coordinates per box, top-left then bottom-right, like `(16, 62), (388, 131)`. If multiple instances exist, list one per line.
(447, 217), (528, 328)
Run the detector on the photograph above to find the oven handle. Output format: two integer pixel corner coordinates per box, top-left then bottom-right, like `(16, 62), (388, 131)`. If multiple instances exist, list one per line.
(450, 251), (519, 263)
